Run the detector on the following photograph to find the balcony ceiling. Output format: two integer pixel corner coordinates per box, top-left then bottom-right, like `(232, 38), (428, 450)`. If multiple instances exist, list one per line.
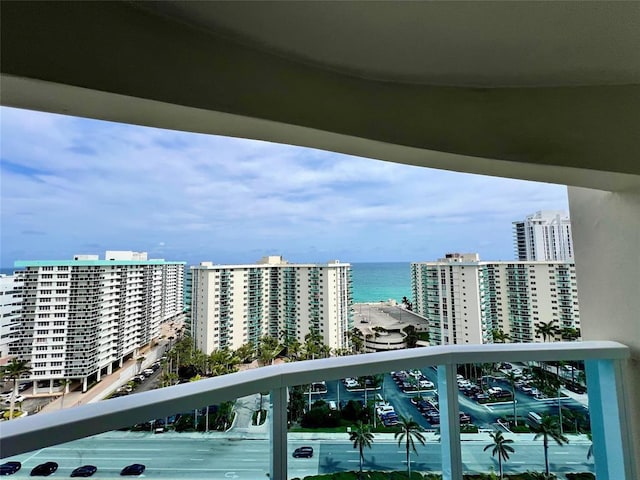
(1, 1), (639, 190)
(140, 1), (640, 88)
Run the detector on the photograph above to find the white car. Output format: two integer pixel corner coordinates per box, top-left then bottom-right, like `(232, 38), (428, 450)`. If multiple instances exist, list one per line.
(3, 394), (25, 404)
(419, 379), (435, 389)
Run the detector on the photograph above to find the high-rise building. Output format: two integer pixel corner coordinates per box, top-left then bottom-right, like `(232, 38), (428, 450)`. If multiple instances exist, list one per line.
(10, 251), (185, 391)
(0, 274), (21, 360)
(411, 253), (580, 345)
(191, 256), (352, 354)
(513, 210), (574, 261)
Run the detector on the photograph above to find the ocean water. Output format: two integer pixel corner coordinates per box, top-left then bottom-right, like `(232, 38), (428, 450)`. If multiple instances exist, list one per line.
(1, 263), (411, 304)
(350, 262), (412, 304)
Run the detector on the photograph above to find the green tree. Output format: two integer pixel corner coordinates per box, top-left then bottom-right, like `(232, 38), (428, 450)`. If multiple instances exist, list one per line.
(349, 421), (374, 479)
(59, 379), (72, 409)
(348, 328), (365, 354)
(257, 335), (282, 366)
(483, 430), (515, 479)
(135, 356), (145, 374)
(492, 329), (511, 343)
(234, 343), (255, 364)
(302, 330), (325, 360)
(403, 325), (419, 348)
(535, 320), (559, 342)
(394, 415), (426, 478)
(504, 371), (519, 426)
(533, 414), (569, 477)
(209, 348), (237, 376)
(1, 358), (31, 420)
(586, 432), (593, 461)
(560, 327), (580, 341)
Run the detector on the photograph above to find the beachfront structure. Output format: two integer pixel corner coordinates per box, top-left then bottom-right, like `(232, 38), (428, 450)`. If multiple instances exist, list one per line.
(411, 253), (580, 345)
(0, 275), (21, 360)
(513, 210), (574, 261)
(191, 256), (352, 354)
(9, 251), (185, 392)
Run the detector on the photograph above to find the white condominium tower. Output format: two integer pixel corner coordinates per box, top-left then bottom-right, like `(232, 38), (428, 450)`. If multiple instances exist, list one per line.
(411, 253), (580, 345)
(10, 251), (185, 392)
(191, 256), (352, 354)
(0, 275), (21, 359)
(513, 210), (574, 261)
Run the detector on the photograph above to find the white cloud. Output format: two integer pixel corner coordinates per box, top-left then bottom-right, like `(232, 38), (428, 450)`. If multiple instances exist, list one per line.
(0, 107), (569, 265)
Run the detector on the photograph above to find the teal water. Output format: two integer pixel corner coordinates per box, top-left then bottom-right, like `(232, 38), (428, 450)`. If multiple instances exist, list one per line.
(350, 262), (411, 303)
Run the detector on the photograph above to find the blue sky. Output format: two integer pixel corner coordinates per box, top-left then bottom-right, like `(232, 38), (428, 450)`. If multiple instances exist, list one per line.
(0, 107), (569, 267)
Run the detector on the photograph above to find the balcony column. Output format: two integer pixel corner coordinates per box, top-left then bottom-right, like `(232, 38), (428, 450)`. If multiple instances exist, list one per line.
(585, 359), (634, 480)
(438, 363), (462, 480)
(270, 386), (287, 479)
(568, 187), (640, 478)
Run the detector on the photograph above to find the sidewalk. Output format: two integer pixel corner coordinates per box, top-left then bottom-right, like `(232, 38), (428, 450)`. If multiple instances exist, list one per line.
(38, 336), (172, 414)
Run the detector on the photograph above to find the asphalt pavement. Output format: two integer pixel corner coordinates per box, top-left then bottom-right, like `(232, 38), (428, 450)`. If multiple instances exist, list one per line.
(0, 430), (594, 480)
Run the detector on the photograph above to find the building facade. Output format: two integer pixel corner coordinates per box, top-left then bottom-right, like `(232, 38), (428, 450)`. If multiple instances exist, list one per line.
(10, 251), (185, 391)
(0, 275), (21, 360)
(513, 210), (574, 261)
(191, 256), (352, 354)
(411, 253), (580, 345)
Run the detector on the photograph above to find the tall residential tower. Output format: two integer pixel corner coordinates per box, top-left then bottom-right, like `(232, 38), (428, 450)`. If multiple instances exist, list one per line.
(411, 253), (580, 345)
(191, 256), (352, 354)
(513, 210), (574, 261)
(10, 251), (185, 392)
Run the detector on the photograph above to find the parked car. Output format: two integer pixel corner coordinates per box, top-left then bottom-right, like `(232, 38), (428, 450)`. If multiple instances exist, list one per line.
(419, 379), (435, 389)
(30, 462), (58, 476)
(0, 462), (21, 476)
(3, 395), (25, 405)
(292, 446), (314, 458)
(120, 464), (145, 476)
(71, 465), (97, 477)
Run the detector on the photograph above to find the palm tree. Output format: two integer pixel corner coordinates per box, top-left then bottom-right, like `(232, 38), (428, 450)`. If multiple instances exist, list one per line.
(135, 356), (145, 374)
(492, 329), (511, 343)
(483, 430), (515, 479)
(535, 320), (559, 342)
(586, 432), (594, 461)
(394, 415), (426, 478)
(533, 414), (569, 477)
(503, 371), (519, 426)
(349, 421), (374, 479)
(1, 358), (31, 420)
(59, 379), (72, 409)
(257, 335), (282, 365)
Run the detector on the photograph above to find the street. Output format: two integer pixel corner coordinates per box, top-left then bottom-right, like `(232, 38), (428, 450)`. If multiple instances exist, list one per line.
(1, 432), (594, 479)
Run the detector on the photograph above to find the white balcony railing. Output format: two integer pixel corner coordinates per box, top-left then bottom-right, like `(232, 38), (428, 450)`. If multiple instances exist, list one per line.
(0, 341), (633, 480)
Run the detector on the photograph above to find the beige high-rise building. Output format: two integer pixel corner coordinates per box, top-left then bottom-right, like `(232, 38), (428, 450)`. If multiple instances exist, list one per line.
(411, 253), (580, 345)
(191, 256), (352, 354)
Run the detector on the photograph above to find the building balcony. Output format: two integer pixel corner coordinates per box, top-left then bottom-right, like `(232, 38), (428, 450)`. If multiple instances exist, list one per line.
(0, 341), (633, 480)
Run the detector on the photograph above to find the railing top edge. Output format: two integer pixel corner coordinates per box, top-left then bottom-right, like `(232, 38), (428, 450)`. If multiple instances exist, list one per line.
(0, 340), (629, 456)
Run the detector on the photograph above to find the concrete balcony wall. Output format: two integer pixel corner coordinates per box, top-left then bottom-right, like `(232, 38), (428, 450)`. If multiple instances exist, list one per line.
(568, 187), (640, 476)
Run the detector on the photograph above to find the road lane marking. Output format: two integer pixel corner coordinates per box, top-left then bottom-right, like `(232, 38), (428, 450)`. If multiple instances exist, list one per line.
(22, 450), (43, 464)
(149, 468), (264, 472)
(46, 457), (153, 461)
(553, 452), (570, 455)
(46, 448), (162, 451)
(512, 461), (526, 464)
(196, 449), (209, 452)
